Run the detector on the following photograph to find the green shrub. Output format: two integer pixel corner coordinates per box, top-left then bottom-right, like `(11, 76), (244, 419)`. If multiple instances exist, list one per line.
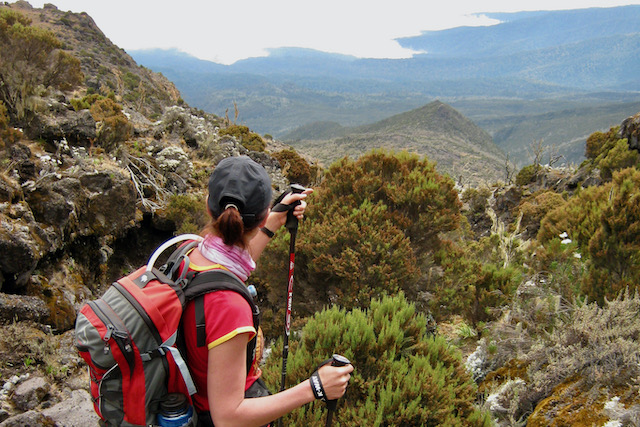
(272, 148), (313, 186)
(122, 71), (141, 90)
(261, 293), (492, 426)
(516, 190), (566, 239)
(583, 167), (640, 301)
(255, 198), (420, 337)
(0, 101), (22, 148)
(314, 150), (461, 251)
(70, 93), (103, 111)
(585, 127), (619, 160)
(254, 150), (460, 331)
(0, 9), (82, 119)
(537, 185), (607, 250)
(597, 138), (639, 180)
(515, 164), (537, 186)
(218, 124), (265, 152)
(433, 238), (523, 325)
(89, 97), (132, 150)
(537, 167), (640, 303)
(163, 193), (208, 235)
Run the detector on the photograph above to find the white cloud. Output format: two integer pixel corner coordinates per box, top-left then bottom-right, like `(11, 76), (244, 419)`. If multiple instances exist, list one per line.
(26, 0), (640, 64)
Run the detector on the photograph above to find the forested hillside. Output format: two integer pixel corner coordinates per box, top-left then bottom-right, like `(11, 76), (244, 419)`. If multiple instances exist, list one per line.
(1, 2), (640, 426)
(285, 101), (507, 185)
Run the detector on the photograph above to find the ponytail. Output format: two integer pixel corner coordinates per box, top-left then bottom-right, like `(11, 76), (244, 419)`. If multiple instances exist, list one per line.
(215, 207), (245, 247)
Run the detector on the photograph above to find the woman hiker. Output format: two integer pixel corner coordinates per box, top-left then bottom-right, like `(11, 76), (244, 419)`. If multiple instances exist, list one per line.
(181, 155), (353, 427)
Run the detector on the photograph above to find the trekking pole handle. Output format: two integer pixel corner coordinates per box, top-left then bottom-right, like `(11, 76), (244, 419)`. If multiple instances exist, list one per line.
(326, 354), (351, 411)
(285, 183), (306, 231)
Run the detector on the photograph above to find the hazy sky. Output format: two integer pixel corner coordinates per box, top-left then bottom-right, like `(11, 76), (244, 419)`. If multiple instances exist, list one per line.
(26, 0), (640, 64)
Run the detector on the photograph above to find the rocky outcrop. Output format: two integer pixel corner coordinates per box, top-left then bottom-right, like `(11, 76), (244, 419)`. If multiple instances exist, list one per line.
(0, 294), (49, 323)
(25, 96), (96, 149)
(0, 145), (136, 293)
(620, 111), (640, 152)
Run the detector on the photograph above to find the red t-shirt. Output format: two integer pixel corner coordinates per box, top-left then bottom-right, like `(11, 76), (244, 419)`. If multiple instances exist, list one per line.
(181, 268), (263, 412)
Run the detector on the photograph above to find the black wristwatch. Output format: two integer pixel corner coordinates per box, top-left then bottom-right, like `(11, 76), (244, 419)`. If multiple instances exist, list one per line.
(260, 226), (275, 238)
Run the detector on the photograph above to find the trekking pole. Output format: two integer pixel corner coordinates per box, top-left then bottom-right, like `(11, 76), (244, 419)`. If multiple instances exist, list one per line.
(278, 184), (306, 393)
(325, 354), (351, 427)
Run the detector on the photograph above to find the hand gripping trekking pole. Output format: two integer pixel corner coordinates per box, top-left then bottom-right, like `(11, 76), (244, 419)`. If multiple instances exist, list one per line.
(273, 184), (307, 394)
(324, 355), (351, 427)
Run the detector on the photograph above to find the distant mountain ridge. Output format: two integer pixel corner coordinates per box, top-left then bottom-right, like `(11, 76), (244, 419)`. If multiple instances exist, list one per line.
(399, 6), (640, 58)
(286, 101), (506, 185)
(130, 5), (640, 167)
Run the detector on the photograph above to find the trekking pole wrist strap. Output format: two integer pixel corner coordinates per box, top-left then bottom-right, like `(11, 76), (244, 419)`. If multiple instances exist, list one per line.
(309, 370), (327, 401)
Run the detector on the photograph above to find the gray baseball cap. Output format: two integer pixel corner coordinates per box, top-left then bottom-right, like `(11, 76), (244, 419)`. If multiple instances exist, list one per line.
(207, 156), (272, 227)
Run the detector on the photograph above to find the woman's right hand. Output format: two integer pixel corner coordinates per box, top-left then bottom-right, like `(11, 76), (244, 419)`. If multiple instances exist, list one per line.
(316, 363), (354, 400)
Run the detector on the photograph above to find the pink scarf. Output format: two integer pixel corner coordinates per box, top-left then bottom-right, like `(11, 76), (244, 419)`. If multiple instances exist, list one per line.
(198, 235), (255, 282)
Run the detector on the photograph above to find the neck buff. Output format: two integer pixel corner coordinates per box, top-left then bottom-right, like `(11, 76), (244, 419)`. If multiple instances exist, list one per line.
(198, 235), (256, 282)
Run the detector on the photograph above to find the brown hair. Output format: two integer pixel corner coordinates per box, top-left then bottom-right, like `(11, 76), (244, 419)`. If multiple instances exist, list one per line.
(203, 206), (266, 247)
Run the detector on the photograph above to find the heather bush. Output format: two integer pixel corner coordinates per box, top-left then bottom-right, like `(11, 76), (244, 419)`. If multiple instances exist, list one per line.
(254, 150), (460, 334)
(89, 97), (132, 151)
(537, 167), (640, 303)
(163, 193), (208, 235)
(261, 293), (492, 426)
(597, 138), (639, 180)
(272, 148), (315, 186)
(70, 93), (104, 111)
(583, 167), (640, 301)
(516, 190), (565, 240)
(0, 9), (82, 120)
(537, 185), (606, 251)
(585, 127), (618, 160)
(583, 125), (639, 180)
(433, 238), (523, 325)
(0, 101), (22, 148)
(255, 198), (420, 338)
(515, 164), (537, 186)
(218, 124), (265, 151)
(312, 149), (461, 252)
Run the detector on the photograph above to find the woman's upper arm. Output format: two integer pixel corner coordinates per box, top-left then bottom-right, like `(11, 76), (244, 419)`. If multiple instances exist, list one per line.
(206, 333), (249, 424)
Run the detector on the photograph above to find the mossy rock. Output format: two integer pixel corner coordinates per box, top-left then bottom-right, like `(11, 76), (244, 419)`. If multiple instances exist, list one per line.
(527, 377), (609, 427)
(478, 358), (530, 395)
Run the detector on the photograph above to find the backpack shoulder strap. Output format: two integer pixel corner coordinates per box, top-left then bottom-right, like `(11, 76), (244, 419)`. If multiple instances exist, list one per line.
(183, 269), (260, 375)
(160, 240), (201, 280)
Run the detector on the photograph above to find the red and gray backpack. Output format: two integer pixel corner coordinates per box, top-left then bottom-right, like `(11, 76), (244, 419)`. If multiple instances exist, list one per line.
(75, 234), (260, 426)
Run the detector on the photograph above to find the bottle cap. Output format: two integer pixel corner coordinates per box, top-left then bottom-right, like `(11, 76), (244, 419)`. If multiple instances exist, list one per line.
(160, 393), (188, 414)
(247, 284), (257, 298)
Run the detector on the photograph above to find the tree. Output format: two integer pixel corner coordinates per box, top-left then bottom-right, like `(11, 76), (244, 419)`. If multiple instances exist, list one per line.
(0, 9), (82, 120)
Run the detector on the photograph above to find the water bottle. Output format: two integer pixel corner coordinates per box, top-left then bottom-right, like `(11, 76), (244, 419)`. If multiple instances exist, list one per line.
(157, 393), (196, 427)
